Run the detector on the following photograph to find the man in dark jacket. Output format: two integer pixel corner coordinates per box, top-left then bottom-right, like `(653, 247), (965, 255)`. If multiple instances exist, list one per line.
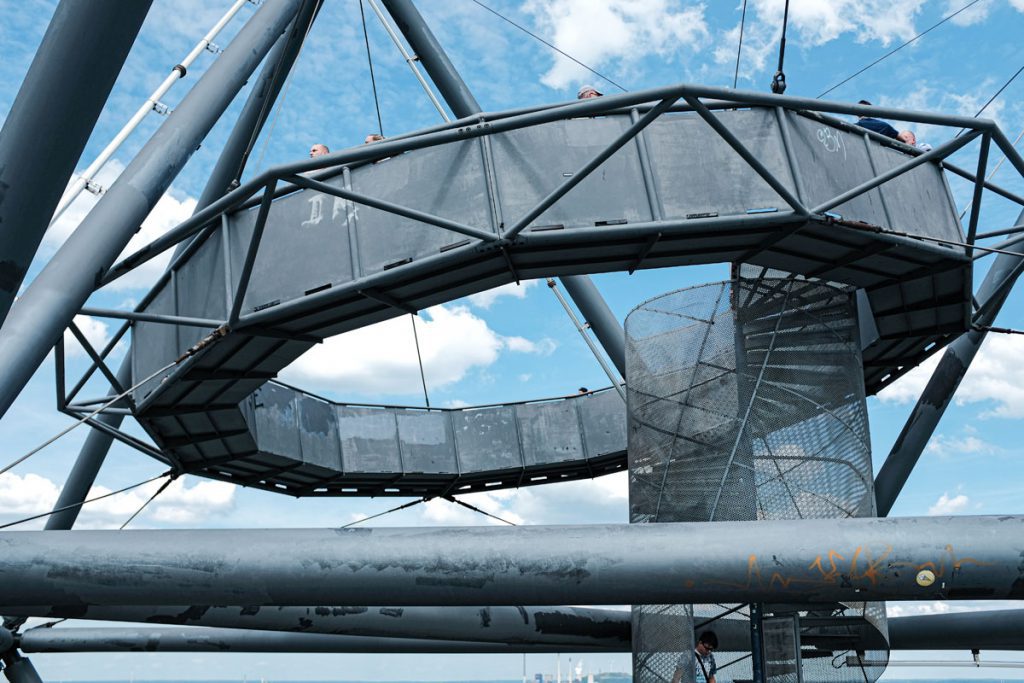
(855, 99), (899, 139)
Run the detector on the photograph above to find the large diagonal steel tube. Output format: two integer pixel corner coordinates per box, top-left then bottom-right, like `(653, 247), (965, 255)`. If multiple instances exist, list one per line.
(43, 2), (317, 532)
(0, 516), (1020, 607)
(0, 0), (302, 420)
(0, 0), (152, 325)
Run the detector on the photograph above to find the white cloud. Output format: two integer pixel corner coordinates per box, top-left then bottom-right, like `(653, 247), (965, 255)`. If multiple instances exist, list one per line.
(944, 0), (995, 26)
(718, 0), (929, 80)
(44, 160), (197, 292)
(505, 335), (558, 355)
(467, 281), (537, 309)
(877, 335), (1024, 418)
(421, 492), (525, 526)
(282, 304), (557, 396)
(928, 491), (970, 515)
(523, 0), (709, 89)
(0, 472), (234, 530)
(925, 433), (998, 458)
(62, 314), (112, 359)
(886, 600), (952, 617)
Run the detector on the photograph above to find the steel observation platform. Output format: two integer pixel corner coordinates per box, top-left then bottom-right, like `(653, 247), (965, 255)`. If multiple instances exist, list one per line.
(102, 90), (975, 497)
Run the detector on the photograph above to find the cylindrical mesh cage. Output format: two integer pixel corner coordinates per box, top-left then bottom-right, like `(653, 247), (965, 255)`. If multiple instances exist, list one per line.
(625, 278), (888, 683)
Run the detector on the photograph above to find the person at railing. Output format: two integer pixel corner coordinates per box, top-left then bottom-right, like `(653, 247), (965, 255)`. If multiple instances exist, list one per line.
(577, 84), (602, 99)
(897, 129), (933, 152)
(672, 630), (718, 683)
(309, 143), (330, 158)
(364, 134), (385, 144)
(854, 100), (899, 139)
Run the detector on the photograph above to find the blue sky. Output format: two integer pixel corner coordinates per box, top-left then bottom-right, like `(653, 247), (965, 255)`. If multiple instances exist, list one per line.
(2, 0), (1024, 679)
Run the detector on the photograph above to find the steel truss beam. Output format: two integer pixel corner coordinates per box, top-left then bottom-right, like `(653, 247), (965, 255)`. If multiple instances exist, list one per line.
(0, 516), (1020, 607)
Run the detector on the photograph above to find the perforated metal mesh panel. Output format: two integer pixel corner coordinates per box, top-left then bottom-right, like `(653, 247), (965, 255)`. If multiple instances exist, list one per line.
(626, 278), (888, 682)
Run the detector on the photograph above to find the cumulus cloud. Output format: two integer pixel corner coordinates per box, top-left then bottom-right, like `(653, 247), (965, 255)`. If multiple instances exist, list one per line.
(717, 0), (928, 80)
(44, 160), (197, 292)
(522, 0), (709, 89)
(467, 281), (538, 309)
(62, 314), (112, 359)
(413, 471), (629, 527)
(944, 0), (996, 26)
(282, 304), (557, 396)
(928, 491), (970, 515)
(0, 472), (234, 530)
(925, 433), (998, 458)
(877, 335), (1024, 418)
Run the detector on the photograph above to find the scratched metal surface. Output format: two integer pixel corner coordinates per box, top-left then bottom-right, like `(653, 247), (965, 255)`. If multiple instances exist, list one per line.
(0, 517), (1019, 606)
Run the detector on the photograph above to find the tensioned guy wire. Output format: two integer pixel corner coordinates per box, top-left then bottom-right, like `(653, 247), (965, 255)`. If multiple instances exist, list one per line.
(0, 471), (171, 530)
(0, 358), (178, 478)
(817, 0), (985, 98)
(469, 0), (628, 93)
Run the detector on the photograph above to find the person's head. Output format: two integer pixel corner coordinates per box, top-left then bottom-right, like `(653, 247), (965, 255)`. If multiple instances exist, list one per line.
(578, 387), (589, 394)
(857, 100), (872, 119)
(897, 130), (917, 146)
(577, 84), (602, 99)
(364, 133), (385, 144)
(309, 143), (330, 158)
(696, 631), (718, 656)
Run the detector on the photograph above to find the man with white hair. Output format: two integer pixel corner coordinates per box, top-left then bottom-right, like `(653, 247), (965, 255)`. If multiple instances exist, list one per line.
(577, 84), (602, 99)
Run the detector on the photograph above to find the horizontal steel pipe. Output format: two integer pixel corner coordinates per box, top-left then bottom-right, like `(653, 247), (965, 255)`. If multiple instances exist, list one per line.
(3, 605), (629, 648)
(11, 609), (1024, 654)
(0, 517), (1020, 607)
(16, 627), (594, 654)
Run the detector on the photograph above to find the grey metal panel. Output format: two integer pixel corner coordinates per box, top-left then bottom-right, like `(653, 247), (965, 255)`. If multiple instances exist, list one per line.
(579, 390), (627, 457)
(516, 400), (584, 466)
(337, 406), (403, 473)
(176, 230), (227, 351)
(787, 114), (888, 225)
(451, 406), (523, 473)
(351, 141), (493, 274)
(646, 109), (794, 218)
(491, 117), (653, 229)
(870, 144), (965, 243)
(252, 383), (300, 457)
(296, 392), (341, 472)
(131, 282), (178, 403)
(395, 410), (457, 474)
(241, 183), (357, 313)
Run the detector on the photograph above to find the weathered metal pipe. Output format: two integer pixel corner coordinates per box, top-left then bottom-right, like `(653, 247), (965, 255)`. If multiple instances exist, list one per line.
(1, 605), (627, 648)
(16, 627), (594, 655)
(11, 609), (1024, 654)
(0, 517), (1020, 607)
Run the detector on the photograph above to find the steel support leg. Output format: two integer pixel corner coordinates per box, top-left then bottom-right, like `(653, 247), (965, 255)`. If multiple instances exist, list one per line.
(380, 0), (481, 118)
(42, 0), (316, 534)
(749, 603), (765, 683)
(1, 655), (42, 683)
(559, 275), (627, 377)
(0, 0), (302, 420)
(874, 208), (1024, 516)
(0, 0), (152, 324)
